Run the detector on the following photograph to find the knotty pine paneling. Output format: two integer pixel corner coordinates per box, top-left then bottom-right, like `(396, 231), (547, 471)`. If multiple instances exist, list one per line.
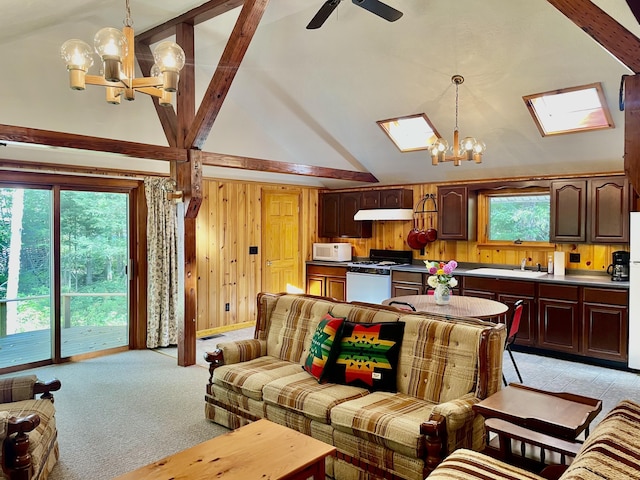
(195, 179), (319, 335)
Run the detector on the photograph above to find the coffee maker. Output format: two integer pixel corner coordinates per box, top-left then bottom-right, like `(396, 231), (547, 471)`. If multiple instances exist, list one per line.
(607, 251), (630, 281)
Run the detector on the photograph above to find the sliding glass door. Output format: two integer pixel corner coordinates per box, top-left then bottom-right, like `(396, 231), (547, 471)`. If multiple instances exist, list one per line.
(0, 187), (52, 368)
(59, 190), (129, 357)
(0, 185), (131, 369)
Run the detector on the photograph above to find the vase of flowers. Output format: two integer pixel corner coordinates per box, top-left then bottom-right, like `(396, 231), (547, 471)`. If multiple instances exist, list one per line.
(425, 260), (458, 305)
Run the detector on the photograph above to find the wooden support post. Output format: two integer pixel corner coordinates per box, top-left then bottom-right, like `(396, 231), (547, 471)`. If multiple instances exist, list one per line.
(625, 75), (640, 196)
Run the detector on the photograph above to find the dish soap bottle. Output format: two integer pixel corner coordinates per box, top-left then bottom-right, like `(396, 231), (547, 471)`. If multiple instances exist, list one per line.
(547, 254), (554, 275)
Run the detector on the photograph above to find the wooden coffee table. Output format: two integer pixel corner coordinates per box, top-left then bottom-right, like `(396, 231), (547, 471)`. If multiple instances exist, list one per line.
(473, 384), (602, 470)
(113, 419), (336, 480)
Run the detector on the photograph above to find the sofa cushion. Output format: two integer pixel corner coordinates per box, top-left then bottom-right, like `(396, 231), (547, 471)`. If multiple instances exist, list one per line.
(330, 391), (435, 458)
(262, 371), (369, 424)
(327, 321), (405, 392)
(396, 315), (483, 403)
(427, 448), (546, 480)
(213, 356), (303, 401)
(266, 296), (334, 363)
(302, 312), (345, 382)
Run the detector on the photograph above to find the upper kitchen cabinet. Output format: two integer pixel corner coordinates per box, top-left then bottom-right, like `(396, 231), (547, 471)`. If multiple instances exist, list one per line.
(437, 186), (476, 240)
(380, 189), (414, 208)
(550, 180), (587, 242)
(550, 176), (631, 243)
(589, 177), (630, 243)
(318, 191), (372, 238)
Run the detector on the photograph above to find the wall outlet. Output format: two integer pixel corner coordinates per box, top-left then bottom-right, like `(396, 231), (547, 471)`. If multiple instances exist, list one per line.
(225, 303), (230, 312)
(569, 253), (580, 263)
(249, 246), (258, 255)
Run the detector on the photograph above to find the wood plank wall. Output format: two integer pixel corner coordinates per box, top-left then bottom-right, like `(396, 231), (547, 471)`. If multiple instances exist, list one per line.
(194, 179), (319, 336)
(195, 179), (628, 335)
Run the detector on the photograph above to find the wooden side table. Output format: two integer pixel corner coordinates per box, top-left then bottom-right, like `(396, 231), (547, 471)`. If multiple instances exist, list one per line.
(472, 383), (602, 471)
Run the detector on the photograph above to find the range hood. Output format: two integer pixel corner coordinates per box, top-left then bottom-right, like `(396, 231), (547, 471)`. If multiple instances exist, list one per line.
(353, 209), (414, 221)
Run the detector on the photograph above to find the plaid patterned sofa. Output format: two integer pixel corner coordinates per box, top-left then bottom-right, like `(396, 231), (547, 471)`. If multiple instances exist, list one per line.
(427, 399), (640, 480)
(1, 375), (61, 480)
(204, 292), (506, 480)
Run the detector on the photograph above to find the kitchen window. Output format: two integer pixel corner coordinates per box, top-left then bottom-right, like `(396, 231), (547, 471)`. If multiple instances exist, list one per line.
(479, 188), (551, 245)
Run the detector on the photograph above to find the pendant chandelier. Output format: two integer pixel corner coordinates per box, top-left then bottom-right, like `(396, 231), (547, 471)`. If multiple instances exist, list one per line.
(60, 0), (186, 105)
(430, 75), (485, 166)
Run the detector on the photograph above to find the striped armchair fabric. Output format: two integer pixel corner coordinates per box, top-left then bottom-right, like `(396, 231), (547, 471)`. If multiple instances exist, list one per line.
(205, 292), (506, 480)
(427, 399), (640, 480)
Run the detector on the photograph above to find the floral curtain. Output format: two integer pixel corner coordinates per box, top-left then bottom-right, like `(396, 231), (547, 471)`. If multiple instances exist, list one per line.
(144, 177), (179, 348)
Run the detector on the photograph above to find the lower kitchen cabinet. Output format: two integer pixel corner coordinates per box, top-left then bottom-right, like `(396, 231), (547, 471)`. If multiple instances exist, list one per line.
(306, 264), (347, 301)
(537, 284), (580, 354)
(582, 287), (628, 362)
(391, 270), (425, 296)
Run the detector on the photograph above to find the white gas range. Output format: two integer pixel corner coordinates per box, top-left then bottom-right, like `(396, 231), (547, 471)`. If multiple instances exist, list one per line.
(346, 249), (413, 304)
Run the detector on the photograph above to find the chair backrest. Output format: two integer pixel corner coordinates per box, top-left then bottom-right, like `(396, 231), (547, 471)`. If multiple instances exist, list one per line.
(388, 300), (416, 311)
(506, 300), (524, 345)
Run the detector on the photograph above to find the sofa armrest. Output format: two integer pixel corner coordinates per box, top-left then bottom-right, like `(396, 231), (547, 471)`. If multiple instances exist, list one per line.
(420, 393), (480, 474)
(0, 375), (37, 403)
(204, 339), (266, 385)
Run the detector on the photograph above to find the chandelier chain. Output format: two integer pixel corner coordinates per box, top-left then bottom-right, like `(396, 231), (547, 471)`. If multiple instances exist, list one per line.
(454, 81), (459, 132)
(124, 0), (133, 27)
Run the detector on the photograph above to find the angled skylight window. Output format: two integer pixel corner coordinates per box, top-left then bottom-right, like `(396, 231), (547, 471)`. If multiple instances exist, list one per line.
(377, 113), (440, 152)
(523, 83), (614, 136)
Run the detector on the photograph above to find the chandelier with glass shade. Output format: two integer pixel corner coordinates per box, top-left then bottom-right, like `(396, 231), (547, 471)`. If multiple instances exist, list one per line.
(430, 75), (485, 166)
(60, 0), (186, 105)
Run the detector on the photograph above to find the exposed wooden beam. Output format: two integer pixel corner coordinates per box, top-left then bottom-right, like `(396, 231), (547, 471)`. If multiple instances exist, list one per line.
(135, 0), (244, 44)
(185, 0), (270, 149)
(626, 0), (640, 25)
(176, 23), (196, 150)
(625, 75), (640, 195)
(200, 151), (379, 183)
(0, 125), (186, 162)
(546, 0), (640, 73)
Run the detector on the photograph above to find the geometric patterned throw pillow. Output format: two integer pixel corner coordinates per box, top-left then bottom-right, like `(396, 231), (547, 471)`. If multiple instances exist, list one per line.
(302, 312), (345, 383)
(327, 321), (405, 392)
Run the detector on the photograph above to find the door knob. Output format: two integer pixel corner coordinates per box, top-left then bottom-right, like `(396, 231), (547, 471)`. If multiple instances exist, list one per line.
(266, 260), (272, 266)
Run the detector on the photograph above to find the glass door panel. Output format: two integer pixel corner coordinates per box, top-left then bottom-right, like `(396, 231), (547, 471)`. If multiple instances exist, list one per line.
(0, 188), (52, 368)
(60, 191), (129, 357)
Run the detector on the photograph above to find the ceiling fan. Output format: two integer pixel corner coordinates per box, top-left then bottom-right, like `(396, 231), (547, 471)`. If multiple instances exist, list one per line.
(307, 0), (403, 29)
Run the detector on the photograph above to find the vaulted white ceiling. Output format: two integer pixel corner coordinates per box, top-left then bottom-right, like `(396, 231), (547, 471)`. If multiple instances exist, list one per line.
(0, 0), (637, 188)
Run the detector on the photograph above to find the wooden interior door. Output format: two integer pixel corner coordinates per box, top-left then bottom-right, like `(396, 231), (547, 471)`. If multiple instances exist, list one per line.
(262, 191), (302, 294)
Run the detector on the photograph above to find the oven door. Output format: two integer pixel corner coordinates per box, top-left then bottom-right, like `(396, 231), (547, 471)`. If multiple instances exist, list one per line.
(346, 271), (391, 304)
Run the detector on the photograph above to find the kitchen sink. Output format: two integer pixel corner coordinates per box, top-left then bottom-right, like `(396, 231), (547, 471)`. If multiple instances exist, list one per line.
(466, 268), (549, 279)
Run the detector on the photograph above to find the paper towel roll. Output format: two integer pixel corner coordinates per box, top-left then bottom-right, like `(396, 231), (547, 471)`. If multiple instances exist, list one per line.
(553, 251), (565, 276)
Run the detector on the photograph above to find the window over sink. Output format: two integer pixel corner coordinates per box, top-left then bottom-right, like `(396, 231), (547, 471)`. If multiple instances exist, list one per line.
(479, 188), (551, 246)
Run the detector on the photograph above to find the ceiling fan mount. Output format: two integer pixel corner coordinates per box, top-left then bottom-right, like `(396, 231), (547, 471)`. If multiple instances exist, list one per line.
(307, 0), (403, 29)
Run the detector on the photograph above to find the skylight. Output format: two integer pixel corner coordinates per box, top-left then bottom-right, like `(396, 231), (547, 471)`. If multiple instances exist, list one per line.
(377, 113), (440, 152)
(523, 83), (614, 136)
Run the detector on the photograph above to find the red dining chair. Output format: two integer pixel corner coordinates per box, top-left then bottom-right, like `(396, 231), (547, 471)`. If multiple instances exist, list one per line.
(503, 299), (524, 386)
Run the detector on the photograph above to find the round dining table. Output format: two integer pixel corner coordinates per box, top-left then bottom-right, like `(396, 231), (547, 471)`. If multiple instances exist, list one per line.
(382, 294), (509, 321)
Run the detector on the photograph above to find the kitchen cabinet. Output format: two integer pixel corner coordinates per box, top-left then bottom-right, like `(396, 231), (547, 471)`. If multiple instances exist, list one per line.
(550, 176), (631, 243)
(361, 188), (414, 210)
(306, 264), (347, 301)
(462, 276), (536, 346)
(537, 284), (580, 354)
(318, 192), (372, 238)
(391, 270), (425, 296)
(582, 287), (628, 362)
(437, 186), (476, 240)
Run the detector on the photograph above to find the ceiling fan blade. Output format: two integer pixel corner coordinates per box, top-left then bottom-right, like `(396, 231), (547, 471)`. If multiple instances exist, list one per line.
(352, 0), (403, 22)
(307, 0), (341, 29)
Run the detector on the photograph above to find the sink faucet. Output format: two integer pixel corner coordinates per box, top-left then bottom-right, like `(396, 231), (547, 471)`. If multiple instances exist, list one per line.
(520, 258), (526, 271)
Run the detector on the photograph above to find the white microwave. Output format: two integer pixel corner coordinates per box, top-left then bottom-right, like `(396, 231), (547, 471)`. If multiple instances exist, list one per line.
(312, 243), (352, 262)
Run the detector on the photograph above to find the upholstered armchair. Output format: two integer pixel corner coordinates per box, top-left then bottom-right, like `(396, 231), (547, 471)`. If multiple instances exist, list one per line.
(0, 375), (61, 480)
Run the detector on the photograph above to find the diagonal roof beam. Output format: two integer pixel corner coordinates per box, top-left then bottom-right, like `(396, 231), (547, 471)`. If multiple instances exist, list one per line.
(185, 0), (269, 149)
(546, 0), (640, 73)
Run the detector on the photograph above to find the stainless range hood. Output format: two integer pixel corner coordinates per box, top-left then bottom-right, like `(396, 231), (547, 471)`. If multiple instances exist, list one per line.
(353, 209), (414, 221)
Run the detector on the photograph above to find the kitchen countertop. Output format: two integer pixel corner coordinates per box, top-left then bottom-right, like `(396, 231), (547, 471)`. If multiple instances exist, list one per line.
(391, 263), (629, 289)
(305, 260), (628, 289)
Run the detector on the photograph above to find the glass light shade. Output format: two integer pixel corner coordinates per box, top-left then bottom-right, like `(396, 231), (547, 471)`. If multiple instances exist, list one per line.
(153, 41), (186, 72)
(460, 136), (478, 152)
(150, 64), (162, 79)
(473, 140), (486, 154)
(61, 39), (94, 70)
(431, 138), (449, 154)
(94, 27), (127, 59)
